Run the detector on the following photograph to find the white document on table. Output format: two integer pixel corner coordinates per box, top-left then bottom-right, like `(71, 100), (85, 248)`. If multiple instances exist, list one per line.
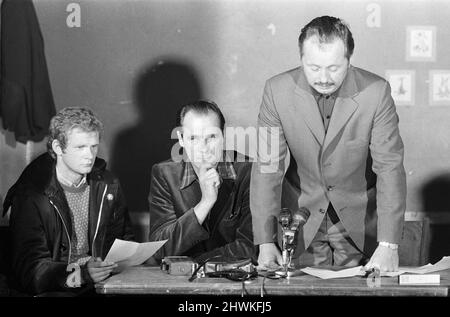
(300, 266), (365, 279)
(400, 256), (450, 274)
(300, 256), (450, 279)
(104, 239), (167, 267)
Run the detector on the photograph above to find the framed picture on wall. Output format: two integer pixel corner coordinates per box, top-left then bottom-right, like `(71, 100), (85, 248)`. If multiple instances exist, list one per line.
(386, 70), (415, 106)
(406, 26), (436, 62)
(429, 70), (450, 106)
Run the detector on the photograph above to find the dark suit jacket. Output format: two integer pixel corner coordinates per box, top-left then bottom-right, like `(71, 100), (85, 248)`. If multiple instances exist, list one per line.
(148, 152), (256, 263)
(250, 66), (406, 257)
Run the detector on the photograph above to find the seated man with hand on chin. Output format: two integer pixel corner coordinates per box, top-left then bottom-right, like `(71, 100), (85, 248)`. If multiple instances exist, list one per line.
(148, 100), (256, 264)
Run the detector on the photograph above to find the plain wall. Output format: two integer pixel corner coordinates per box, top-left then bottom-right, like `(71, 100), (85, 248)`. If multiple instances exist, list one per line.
(1, 0), (450, 253)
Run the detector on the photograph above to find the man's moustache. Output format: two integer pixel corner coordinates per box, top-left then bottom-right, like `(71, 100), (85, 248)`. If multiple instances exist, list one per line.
(315, 83), (334, 86)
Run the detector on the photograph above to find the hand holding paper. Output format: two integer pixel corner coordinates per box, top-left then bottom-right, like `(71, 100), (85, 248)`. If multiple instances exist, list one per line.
(86, 257), (117, 283)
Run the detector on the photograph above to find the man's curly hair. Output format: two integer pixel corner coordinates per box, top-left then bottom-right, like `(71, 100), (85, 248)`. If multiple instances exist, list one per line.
(47, 107), (104, 158)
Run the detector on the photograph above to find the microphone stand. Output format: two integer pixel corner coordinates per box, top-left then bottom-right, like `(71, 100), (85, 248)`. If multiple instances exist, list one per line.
(278, 228), (296, 277)
(276, 207), (310, 278)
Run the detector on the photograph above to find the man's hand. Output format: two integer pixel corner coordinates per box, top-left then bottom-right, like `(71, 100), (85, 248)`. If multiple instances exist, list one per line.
(364, 245), (399, 272)
(85, 257), (118, 283)
(257, 243), (283, 270)
(194, 164), (220, 224)
(198, 164), (220, 205)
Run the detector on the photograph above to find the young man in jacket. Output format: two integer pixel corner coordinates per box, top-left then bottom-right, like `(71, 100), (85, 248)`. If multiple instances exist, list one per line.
(3, 107), (134, 296)
(148, 100), (255, 264)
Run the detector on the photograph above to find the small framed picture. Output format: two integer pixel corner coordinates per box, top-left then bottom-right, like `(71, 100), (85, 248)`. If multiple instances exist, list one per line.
(385, 70), (415, 106)
(406, 26), (436, 62)
(429, 70), (450, 106)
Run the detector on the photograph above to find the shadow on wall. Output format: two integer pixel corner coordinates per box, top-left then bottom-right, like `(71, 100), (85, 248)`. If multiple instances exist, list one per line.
(422, 174), (450, 212)
(421, 174), (450, 263)
(110, 59), (203, 214)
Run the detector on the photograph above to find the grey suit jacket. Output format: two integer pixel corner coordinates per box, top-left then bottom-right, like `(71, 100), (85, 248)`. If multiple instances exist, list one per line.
(250, 65), (406, 257)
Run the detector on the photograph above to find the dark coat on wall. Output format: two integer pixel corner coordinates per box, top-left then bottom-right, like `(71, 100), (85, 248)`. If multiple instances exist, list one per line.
(0, 0), (56, 143)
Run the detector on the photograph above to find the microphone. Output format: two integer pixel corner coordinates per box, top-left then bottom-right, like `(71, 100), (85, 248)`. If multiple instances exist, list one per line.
(279, 208), (292, 230)
(289, 207), (310, 232)
(277, 207), (310, 276)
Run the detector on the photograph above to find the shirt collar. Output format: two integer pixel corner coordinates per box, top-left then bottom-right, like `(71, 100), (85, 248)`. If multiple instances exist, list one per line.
(56, 170), (87, 189)
(180, 152), (237, 190)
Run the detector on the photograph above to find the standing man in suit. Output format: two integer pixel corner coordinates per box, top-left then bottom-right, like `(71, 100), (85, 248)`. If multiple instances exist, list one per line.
(250, 16), (406, 272)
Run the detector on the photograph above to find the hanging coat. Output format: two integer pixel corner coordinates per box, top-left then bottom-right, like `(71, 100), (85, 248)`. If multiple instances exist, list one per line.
(0, 0), (56, 143)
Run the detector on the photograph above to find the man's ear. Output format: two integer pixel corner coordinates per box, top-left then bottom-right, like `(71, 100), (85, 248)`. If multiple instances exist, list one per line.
(177, 130), (184, 148)
(52, 139), (63, 156)
(298, 48), (303, 66)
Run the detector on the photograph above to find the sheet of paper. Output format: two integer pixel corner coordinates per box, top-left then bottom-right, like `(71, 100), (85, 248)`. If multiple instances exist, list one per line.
(401, 256), (450, 274)
(300, 266), (365, 279)
(300, 256), (450, 279)
(104, 239), (139, 263)
(104, 239), (167, 266)
(381, 270), (404, 277)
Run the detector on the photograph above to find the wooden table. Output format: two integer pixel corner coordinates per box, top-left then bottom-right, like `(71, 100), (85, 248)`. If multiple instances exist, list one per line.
(95, 266), (450, 296)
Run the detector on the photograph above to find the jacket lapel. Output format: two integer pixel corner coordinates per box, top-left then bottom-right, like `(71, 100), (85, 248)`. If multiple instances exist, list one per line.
(46, 168), (73, 240)
(294, 74), (325, 145)
(322, 97), (358, 150)
(48, 190), (73, 240)
(88, 177), (109, 253)
(323, 66), (360, 151)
